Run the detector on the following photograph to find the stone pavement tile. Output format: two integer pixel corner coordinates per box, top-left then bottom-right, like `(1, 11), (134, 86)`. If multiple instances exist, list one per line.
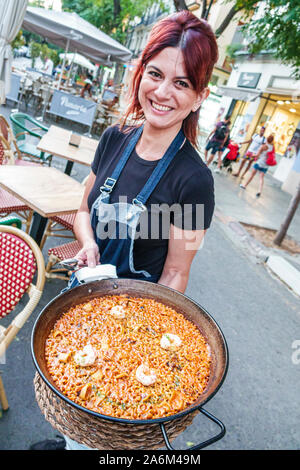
(212, 166), (300, 245)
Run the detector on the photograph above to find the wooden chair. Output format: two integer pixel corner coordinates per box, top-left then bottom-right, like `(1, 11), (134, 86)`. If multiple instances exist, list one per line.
(39, 175), (88, 250)
(39, 212), (77, 250)
(0, 114), (23, 163)
(0, 225), (45, 411)
(0, 122), (35, 233)
(46, 239), (81, 281)
(0, 114), (38, 166)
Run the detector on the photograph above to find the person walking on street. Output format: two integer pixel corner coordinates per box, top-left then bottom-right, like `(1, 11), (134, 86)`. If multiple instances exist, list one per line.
(204, 117), (231, 173)
(239, 135), (274, 197)
(233, 126), (266, 178)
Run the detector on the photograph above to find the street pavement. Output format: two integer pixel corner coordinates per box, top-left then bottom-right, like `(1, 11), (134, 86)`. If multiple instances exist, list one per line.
(0, 101), (299, 450)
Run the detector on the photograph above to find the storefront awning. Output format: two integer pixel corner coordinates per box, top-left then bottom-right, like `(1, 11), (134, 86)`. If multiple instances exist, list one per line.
(217, 85), (262, 102)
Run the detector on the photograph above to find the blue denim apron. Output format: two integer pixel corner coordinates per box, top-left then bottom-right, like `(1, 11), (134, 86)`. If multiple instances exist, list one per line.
(87, 126), (185, 283)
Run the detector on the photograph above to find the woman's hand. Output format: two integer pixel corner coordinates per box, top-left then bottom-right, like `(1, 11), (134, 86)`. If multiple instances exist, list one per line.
(76, 240), (100, 268)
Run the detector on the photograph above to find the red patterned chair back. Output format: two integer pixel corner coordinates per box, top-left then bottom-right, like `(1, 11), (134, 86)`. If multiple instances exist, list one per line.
(0, 226), (45, 411)
(0, 231), (37, 317)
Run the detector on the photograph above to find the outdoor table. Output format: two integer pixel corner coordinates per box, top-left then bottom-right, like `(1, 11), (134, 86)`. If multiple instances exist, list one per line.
(37, 125), (98, 175)
(0, 166), (84, 245)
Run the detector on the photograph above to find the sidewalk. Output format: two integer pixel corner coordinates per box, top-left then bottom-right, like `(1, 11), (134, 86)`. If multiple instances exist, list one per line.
(210, 162), (300, 296)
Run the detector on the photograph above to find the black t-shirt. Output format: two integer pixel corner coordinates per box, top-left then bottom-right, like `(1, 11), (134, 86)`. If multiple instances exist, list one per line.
(88, 125), (215, 276)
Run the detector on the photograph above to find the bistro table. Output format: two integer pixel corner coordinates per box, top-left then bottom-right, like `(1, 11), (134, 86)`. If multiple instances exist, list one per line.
(0, 166), (84, 245)
(37, 125), (98, 175)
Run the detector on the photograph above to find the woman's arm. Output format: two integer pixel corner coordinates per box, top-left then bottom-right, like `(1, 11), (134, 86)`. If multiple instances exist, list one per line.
(73, 171), (100, 267)
(207, 126), (217, 140)
(158, 224), (206, 293)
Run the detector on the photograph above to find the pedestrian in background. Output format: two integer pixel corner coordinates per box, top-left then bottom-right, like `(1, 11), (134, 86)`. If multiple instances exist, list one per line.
(233, 126), (266, 178)
(80, 79), (93, 98)
(204, 116), (231, 173)
(240, 135), (274, 197)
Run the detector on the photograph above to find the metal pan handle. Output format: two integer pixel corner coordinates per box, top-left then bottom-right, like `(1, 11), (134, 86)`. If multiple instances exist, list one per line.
(160, 407), (226, 451)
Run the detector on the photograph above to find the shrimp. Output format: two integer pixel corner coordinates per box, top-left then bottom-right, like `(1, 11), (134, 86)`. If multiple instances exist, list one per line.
(74, 344), (96, 367)
(160, 333), (182, 351)
(135, 364), (157, 386)
(109, 305), (126, 319)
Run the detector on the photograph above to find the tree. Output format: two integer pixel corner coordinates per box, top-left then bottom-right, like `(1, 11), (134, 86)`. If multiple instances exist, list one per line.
(61, 0), (164, 44)
(172, 0), (253, 37)
(29, 0), (46, 6)
(11, 30), (25, 51)
(274, 184), (300, 246)
(172, 0), (300, 76)
(29, 42), (42, 68)
(241, 0), (300, 78)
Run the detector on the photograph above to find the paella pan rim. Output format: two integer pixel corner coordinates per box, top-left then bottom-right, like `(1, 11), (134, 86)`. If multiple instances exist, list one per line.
(31, 278), (229, 426)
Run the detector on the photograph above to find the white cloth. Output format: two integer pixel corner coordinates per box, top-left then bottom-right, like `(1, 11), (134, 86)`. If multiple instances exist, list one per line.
(248, 134), (266, 153)
(42, 58), (54, 75)
(0, 0), (28, 104)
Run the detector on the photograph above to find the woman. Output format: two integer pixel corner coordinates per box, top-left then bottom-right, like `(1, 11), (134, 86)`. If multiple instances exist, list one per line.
(74, 11), (217, 295)
(240, 135), (274, 197)
(30, 10), (218, 451)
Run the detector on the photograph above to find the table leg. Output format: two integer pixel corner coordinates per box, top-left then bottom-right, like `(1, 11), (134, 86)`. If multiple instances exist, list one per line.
(65, 160), (74, 175)
(29, 213), (48, 246)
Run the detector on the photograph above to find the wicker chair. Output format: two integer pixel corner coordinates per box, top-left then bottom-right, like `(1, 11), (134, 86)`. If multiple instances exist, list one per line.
(0, 215), (22, 229)
(39, 175), (88, 250)
(9, 112), (52, 166)
(46, 239), (81, 281)
(0, 114), (23, 164)
(0, 225), (45, 411)
(0, 114), (39, 167)
(0, 125), (36, 233)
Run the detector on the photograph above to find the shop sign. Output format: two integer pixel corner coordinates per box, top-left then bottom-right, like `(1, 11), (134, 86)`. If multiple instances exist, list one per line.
(238, 72), (261, 89)
(49, 90), (97, 127)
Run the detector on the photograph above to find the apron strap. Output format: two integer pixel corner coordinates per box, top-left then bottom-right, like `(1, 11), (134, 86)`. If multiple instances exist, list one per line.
(134, 129), (185, 206)
(100, 126), (185, 207)
(100, 126), (143, 195)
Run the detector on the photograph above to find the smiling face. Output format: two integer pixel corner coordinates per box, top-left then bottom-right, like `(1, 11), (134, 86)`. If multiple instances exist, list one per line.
(138, 47), (208, 135)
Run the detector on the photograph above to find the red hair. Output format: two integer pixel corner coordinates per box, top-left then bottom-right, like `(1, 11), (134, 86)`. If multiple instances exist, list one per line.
(121, 11), (218, 147)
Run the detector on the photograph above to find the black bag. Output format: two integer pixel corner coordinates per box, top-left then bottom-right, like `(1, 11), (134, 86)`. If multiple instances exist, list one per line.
(223, 134), (230, 148)
(214, 124), (227, 141)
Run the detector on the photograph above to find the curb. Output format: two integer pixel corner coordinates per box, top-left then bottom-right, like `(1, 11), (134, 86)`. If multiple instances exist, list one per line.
(265, 255), (300, 297)
(214, 207), (300, 298)
(214, 208), (269, 263)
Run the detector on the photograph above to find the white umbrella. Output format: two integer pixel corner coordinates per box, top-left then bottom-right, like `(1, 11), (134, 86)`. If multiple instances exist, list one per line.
(0, 0), (28, 104)
(22, 7), (132, 64)
(58, 52), (96, 72)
